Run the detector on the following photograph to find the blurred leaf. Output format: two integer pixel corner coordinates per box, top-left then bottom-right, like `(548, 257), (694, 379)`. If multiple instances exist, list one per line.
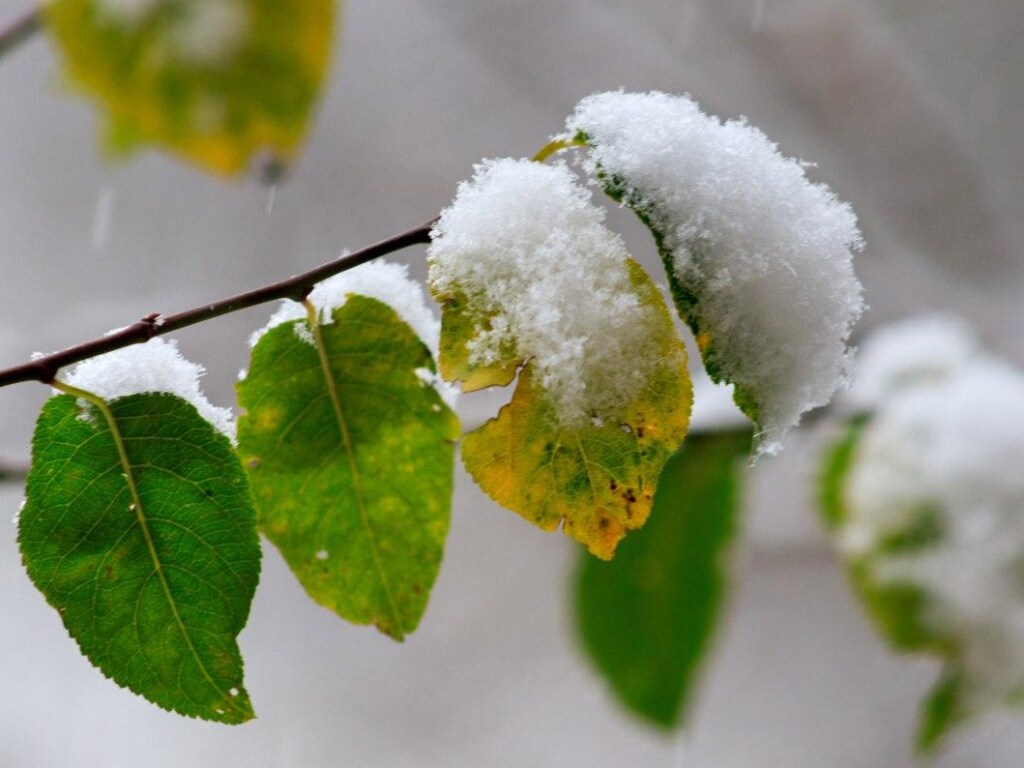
(574, 430), (750, 728)
(455, 260), (691, 559)
(44, 0), (336, 175)
(819, 417), (967, 752)
(19, 393), (260, 723)
(918, 670), (969, 754)
(237, 296), (460, 641)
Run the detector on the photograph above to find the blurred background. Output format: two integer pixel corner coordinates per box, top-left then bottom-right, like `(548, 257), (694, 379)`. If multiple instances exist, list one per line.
(1, 0), (1023, 765)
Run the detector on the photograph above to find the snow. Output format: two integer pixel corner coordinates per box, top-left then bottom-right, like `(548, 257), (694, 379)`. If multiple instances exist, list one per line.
(428, 158), (676, 426)
(91, 187), (114, 251)
(60, 338), (235, 440)
(251, 259), (457, 409)
(842, 357), (1024, 712)
(567, 91), (864, 454)
(845, 314), (981, 411)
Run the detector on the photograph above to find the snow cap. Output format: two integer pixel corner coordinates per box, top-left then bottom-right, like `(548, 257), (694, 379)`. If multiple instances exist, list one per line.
(251, 259), (456, 409)
(428, 158), (673, 426)
(61, 338), (235, 440)
(568, 90), (864, 454)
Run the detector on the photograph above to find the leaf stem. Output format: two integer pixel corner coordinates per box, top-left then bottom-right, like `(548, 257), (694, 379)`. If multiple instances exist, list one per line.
(0, 220), (435, 389)
(0, 6), (41, 61)
(532, 137), (587, 163)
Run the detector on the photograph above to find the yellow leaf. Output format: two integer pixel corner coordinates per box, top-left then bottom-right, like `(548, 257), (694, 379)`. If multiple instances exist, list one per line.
(44, 0), (336, 175)
(458, 261), (692, 559)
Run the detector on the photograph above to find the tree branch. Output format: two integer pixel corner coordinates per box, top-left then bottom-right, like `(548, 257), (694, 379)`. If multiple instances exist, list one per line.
(0, 220), (435, 389)
(0, 6), (41, 61)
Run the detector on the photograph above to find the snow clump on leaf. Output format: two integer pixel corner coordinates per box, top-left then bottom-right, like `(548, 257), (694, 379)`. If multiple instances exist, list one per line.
(427, 158), (665, 426)
(62, 337), (235, 439)
(567, 90), (864, 454)
(252, 259), (457, 408)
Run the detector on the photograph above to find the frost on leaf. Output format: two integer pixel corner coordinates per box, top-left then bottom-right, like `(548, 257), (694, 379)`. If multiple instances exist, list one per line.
(566, 91), (864, 455)
(238, 287), (459, 641)
(429, 159), (691, 559)
(822, 318), (1024, 751)
(44, 0), (335, 175)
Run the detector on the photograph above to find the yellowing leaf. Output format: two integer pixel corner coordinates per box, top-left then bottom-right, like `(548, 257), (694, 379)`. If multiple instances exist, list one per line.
(436, 291), (519, 391)
(457, 261), (692, 559)
(237, 296), (460, 640)
(44, 0), (336, 175)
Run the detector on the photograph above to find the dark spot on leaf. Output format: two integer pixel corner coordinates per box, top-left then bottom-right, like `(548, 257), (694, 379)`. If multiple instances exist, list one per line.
(247, 458), (261, 469)
(636, 426), (645, 438)
(609, 480), (618, 491)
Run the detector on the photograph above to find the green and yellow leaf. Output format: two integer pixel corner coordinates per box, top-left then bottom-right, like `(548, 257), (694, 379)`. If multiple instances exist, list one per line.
(19, 393), (261, 723)
(454, 261), (692, 559)
(44, 0), (336, 175)
(236, 296), (460, 640)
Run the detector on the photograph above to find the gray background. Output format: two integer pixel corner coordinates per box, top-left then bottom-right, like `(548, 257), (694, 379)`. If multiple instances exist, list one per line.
(1, 0), (1023, 765)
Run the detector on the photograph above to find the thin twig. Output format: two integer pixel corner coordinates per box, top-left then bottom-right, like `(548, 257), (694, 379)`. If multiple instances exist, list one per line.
(0, 220), (435, 389)
(0, 6), (41, 61)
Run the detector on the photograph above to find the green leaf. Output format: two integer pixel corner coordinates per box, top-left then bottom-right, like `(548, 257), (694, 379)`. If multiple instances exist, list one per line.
(454, 260), (692, 560)
(918, 670), (969, 754)
(43, 0), (336, 175)
(819, 418), (966, 752)
(818, 416), (866, 531)
(19, 392), (261, 723)
(574, 430), (750, 728)
(236, 296), (460, 641)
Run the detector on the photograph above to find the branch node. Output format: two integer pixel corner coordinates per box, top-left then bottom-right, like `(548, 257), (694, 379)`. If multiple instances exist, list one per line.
(140, 314), (162, 340)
